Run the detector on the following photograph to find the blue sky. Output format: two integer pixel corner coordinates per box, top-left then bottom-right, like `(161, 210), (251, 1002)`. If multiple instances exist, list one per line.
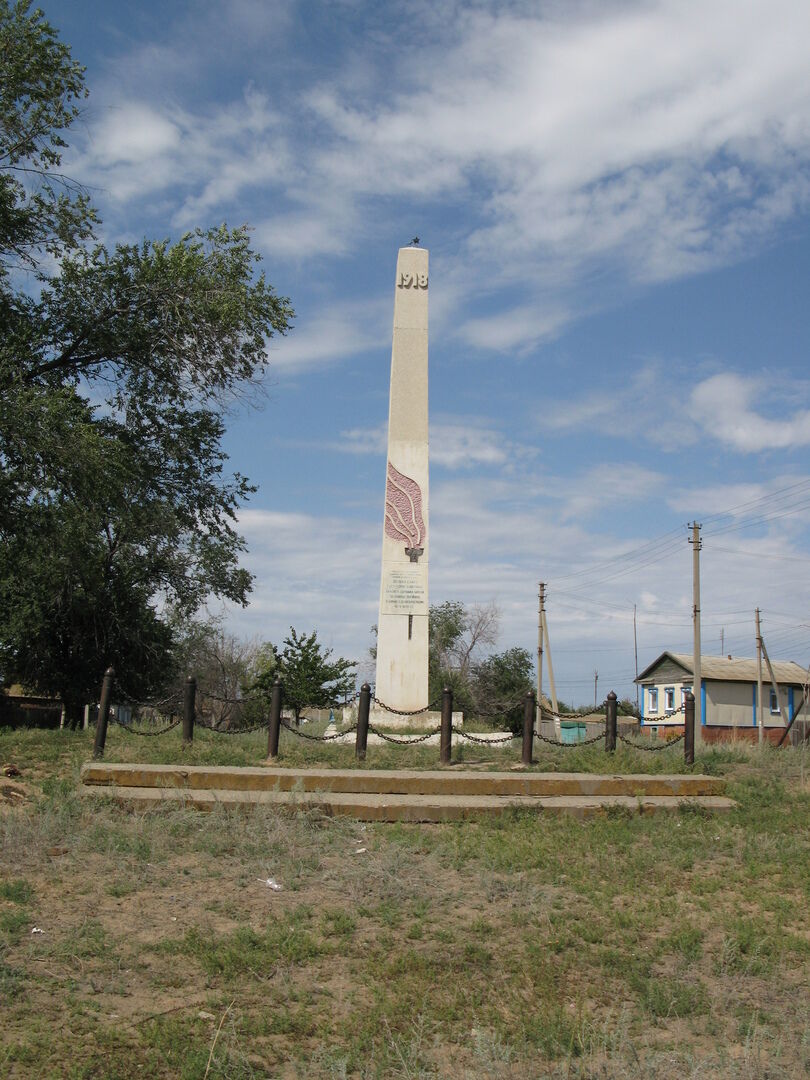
(51, 0), (810, 703)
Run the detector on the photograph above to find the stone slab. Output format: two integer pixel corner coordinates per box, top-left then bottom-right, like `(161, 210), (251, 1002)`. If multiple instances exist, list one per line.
(79, 783), (735, 820)
(81, 763), (727, 798)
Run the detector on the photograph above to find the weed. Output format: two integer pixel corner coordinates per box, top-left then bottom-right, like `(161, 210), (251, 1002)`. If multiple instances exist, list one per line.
(0, 908), (30, 942)
(0, 879), (34, 904)
(175, 916), (322, 979)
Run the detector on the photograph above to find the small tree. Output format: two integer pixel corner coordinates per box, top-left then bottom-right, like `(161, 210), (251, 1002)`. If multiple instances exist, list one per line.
(174, 623), (265, 729)
(471, 646), (534, 734)
(428, 601), (498, 711)
(254, 628), (356, 724)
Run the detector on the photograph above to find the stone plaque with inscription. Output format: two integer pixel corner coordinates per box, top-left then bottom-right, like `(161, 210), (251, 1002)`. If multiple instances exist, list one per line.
(382, 568), (428, 615)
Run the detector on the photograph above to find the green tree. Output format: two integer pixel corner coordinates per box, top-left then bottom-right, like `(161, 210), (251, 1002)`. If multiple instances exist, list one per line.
(0, 4), (294, 719)
(471, 646), (534, 734)
(253, 629), (356, 725)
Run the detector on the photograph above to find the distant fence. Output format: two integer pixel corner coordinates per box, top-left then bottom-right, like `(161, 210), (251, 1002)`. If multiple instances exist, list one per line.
(0, 694), (62, 730)
(89, 669), (699, 767)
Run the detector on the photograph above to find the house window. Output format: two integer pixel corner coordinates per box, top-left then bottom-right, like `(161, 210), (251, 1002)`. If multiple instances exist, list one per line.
(648, 688), (658, 713)
(664, 687), (675, 712)
(770, 690), (781, 715)
(681, 686), (692, 707)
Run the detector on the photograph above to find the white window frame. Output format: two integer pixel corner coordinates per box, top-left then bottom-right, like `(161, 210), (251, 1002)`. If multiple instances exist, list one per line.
(648, 688), (659, 714)
(664, 687), (675, 713)
(681, 686), (692, 706)
(770, 690), (781, 715)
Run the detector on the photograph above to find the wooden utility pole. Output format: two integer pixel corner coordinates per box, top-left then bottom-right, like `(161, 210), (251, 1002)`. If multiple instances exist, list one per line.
(541, 609), (559, 717)
(690, 523), (703, 744)
(633, 604), (639, 711)
(537, 583), (545, 728)
(755, 607), (764, 745)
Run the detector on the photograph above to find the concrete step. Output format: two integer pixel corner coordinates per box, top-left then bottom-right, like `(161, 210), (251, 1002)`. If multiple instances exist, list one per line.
(79, 783), (736, 821)
(81, 763), (727, 799)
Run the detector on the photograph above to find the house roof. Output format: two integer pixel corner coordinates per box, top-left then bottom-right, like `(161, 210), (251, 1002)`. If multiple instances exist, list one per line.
(636, 651), (810, 686)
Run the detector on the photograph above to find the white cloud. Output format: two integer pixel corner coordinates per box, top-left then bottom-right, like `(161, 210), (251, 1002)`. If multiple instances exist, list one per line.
(544, 362), (697, 448)
(268, 298), (389, 372)
(691, 373), (810, 452)
(301, 0), (810, 297)
(89, 104), (180, 166)
(459, 305), (570, 353)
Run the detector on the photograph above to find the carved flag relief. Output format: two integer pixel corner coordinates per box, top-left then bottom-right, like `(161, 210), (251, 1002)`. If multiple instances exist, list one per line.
(384, 461), (426, 562)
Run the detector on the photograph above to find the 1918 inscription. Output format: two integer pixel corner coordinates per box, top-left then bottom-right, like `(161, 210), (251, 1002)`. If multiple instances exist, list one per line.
(397, 272), (428, 289)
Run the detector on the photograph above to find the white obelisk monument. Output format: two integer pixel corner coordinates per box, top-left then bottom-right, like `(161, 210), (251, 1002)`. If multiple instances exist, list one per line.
(374, 244), (430, 716)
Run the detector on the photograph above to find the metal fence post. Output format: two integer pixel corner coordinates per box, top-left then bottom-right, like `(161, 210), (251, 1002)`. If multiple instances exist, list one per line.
(267, 677), (283, 759)
(440, 687), (453, 765)
(355, 683), (371, 761)
(684, 691), (695, 766)
(92, 667), (115, 759)
(182, 675), (196, 744)
(522, 690), (535, 765)
(605, 691), (617, 752)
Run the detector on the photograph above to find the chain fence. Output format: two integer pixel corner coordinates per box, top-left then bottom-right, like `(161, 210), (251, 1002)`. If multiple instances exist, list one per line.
(617, 731), (685, 752)
(113, 683), (184, 711)
(111, 715), (182, 737)
(281, 718), (359, 741)
(533, 726), (608, 748)
(370, 695), (443, 716)
(198, 717), (269, 736)
(454, 727), (515, 745)
(98, 669), (697, 760)
(367, 723), (441, 744)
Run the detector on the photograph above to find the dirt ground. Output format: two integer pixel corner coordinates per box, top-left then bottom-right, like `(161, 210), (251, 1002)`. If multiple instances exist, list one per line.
(2, 729), (810, 1078)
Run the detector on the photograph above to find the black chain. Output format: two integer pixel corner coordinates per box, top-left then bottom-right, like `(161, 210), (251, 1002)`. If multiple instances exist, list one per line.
(116, 690), (183, 711)
(367, 723), (441, 744)
(199, 718), (268, 735)
(533, 727), (607, 748)
(198, 690), (253, 706)
(617, 731), (685, 752)
(112, 716), (182, 737)
(453, 727), (515, 745)
(280, 719), (359, 741)
(371, 696), (442, 716)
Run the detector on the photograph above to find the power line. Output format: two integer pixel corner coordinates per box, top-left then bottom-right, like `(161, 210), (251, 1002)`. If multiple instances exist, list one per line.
(708, 545), (810, 563)
(549, 477), (810, 592)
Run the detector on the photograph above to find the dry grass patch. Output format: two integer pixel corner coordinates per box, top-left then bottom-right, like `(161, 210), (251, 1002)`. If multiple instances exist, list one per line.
(1, 727), (810, 1077)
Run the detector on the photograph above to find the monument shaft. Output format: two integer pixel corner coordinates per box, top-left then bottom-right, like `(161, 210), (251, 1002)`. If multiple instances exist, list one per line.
(375, 246), (429, 712)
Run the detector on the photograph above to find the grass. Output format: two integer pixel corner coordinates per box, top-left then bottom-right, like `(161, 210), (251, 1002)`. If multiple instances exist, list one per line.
(1, 724), (810, 1077)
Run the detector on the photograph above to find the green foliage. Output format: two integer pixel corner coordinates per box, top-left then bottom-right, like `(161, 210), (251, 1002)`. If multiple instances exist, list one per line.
(473, 646), (534, 733)
(427, 601), (533, 726)
(0, 0), (95, 279)
(0, 879), (34, 904)
(176, 915), (322, 977)
(253, 628), (356, 721)
(0, 6), (294, 711)
(428, 600), (498, 714)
